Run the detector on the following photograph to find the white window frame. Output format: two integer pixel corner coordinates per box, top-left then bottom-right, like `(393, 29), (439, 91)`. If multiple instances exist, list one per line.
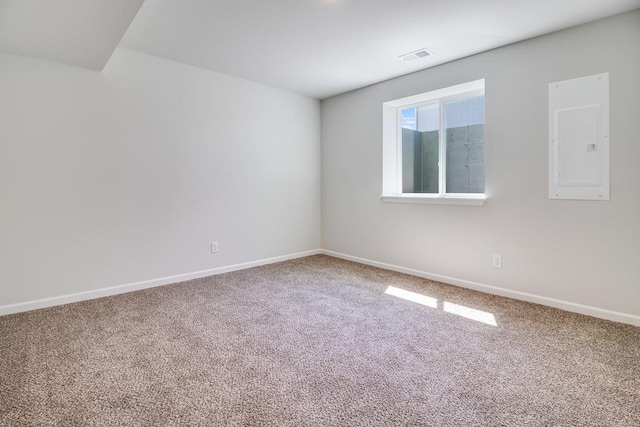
(381, 79), (486, 206)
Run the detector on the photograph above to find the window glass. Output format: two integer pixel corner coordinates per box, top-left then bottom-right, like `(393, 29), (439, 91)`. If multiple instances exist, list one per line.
(382, 79), (485, 202)
(445, 95), (485, 193)
(401, 104), (439, 193)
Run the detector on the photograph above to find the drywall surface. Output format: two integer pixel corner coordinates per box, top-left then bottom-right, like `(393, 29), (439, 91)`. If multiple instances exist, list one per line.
(0, 48), (321, 307)
(321, 11), (640, 317)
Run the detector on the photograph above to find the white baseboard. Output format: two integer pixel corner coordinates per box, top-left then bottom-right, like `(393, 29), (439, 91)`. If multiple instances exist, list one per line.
(321, 249), (640, 327)
(4, 248), (638, 327)
(0, 249), (321, 317)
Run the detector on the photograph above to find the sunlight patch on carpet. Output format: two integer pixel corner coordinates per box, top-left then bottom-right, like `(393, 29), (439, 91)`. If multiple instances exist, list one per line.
(385, 286), (437, 308)
(443, 301), (497, 326)
(385, 286), (497, 326)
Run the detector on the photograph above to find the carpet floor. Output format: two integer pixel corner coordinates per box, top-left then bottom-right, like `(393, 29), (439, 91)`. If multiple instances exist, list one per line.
(1, 255), (639, 426)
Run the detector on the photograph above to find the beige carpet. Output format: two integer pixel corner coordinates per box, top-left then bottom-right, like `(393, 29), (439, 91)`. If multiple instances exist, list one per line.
(1, 255), (639, 426)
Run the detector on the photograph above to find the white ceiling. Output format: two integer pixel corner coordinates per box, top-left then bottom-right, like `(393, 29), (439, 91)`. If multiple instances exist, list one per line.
(0, 1), (638, 98)
(120, 0), (640, 99)
(0, 0), (144, 70)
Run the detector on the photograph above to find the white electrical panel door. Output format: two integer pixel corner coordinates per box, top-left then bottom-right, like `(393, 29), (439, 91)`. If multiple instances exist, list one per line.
(549, 73), (609, 200)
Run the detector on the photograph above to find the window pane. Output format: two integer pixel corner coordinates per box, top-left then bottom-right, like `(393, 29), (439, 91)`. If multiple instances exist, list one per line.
(401, 107), (416, 130)
(444, 95), (485, 193)
(401, 104), (439, 193)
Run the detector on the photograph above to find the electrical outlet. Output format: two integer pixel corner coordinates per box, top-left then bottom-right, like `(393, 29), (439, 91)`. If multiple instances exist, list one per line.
(211, 241), (219, 253)
(492, 254), (502, 269)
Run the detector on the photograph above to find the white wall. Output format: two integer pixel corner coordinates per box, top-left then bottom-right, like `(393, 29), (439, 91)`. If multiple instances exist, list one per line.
(0, 48), (321, 307)
(322, 11), (640, 318)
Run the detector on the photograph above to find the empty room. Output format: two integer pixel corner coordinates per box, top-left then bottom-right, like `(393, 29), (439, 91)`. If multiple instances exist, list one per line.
(1, 0), (639, 425)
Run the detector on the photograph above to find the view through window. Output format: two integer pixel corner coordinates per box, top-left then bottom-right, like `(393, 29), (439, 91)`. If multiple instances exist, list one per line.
(400, 91), (485, 194)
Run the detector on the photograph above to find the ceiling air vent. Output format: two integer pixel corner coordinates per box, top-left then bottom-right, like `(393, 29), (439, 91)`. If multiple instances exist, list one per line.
(399, 48), (433, 62)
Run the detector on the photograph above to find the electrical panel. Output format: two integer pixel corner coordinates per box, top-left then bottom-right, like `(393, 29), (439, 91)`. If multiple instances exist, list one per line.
(549, 73), (609, 200)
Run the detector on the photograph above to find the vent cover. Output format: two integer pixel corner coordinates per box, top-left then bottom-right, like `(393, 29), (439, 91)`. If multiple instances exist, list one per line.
(399, 48), (433, 62)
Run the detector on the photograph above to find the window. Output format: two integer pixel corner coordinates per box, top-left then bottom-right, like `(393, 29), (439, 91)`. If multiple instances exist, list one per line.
(382, 79), (486, 206)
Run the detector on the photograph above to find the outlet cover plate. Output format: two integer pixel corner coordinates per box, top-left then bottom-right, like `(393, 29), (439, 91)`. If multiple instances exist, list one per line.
(492, 254), (502, 269)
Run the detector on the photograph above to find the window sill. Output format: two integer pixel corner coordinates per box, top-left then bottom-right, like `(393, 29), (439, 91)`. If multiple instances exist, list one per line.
(380, 194), (486, 206)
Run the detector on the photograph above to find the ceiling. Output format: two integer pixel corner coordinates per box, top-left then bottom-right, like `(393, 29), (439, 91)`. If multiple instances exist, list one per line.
(0, 0), (144, 70)
(1, 1), (639, 99)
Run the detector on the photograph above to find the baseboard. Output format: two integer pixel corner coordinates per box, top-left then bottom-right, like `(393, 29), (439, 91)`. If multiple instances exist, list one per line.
(5, 248), (638, 327)
(0, 249), (322, 317)
(321, 249), (640, 327)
